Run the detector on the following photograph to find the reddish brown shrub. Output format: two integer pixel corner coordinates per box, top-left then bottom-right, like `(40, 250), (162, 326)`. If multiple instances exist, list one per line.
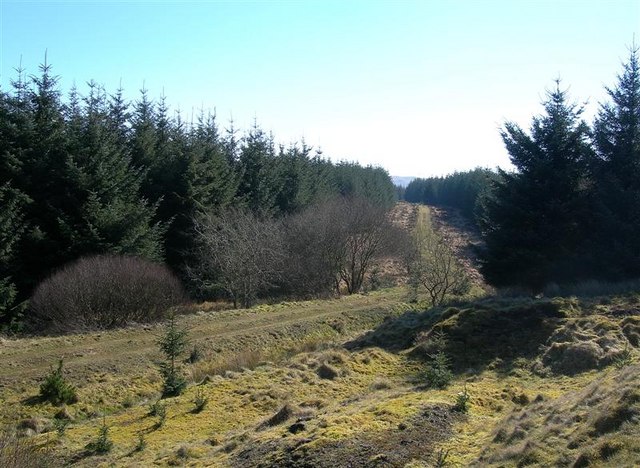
(29, 255), (185, 333)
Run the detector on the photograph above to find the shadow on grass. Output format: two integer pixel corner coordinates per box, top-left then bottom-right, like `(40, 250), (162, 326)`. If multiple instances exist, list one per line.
(346, 296), (571, 375)
(21, 395), (45, 406)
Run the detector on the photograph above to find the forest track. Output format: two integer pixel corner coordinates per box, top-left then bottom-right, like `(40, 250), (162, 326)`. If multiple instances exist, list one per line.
(0, 290), (404, 389)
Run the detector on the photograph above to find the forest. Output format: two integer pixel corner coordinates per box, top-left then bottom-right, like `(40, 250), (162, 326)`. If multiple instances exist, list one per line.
(2, 46), (640, 334)
(0, 62), (396, 331)
(405, 47), (640, 293)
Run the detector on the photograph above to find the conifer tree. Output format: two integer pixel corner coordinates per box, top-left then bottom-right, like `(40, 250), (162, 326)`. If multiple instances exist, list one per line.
(480, 82), (592, 290)
(188, 111), (237, 214)
(67, 81), (164, 260)
(591, 46), (640, 279)
(274, 142), (313, 214)
(16, 61), (80, 291)
(236, 123), (281, 213)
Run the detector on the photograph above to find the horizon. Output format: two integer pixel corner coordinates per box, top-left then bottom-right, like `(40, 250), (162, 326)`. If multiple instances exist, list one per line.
(1, 0), (638, 177)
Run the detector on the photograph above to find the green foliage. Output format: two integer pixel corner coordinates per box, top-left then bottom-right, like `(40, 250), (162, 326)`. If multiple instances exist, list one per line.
(423, 351), (453, 389)
(148, 400), (166, 418)
(0, 182), (29, 327)
(453, 386), (471, 413)
(480, 81), (592, 290)
(53, 418), (69, 438)
(613, 345), (634, 369)
(591, 46), (640, 280)
(419, 330), (453, 389)
(86, 417), (113, 454)
(192, 388), (208, 413)
(152, 402), (167, 429)
(158, 316), (188, 397)
(134, 434), (146, 452)
(404, 168), (499, 222)
(433, 448), (451, 467)
(188, 344), (203, 364)
(0, 61), (396, 328)
(39, 359), (78, 406)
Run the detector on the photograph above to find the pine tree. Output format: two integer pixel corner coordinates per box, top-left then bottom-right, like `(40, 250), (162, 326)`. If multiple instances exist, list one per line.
(0, 74), (32, 325)
(0, 183), (29, 324)
(188, 111), (237, 214)
(480, 81), (592, 290)
(591, 46), (640, 279)
(274, 142), (313, 214)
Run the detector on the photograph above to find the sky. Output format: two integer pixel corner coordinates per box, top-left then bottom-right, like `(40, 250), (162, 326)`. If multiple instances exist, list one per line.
(1, 1), (639, 177)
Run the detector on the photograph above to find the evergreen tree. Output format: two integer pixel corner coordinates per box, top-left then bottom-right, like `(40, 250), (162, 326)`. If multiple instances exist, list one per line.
(15, 61), (80, 292)
(158, 315), (188, 397)
(67, 81), (164, 260)
(0, 183), (29, 324)
(235, 123), (281, 213)
(404, 169), (498, 222)
(480, 82), (592, 290)
(591, 46), (640, 279)
(188, 111), (237, 214)
(274, 142), (313, 214)
(0, 75), (32, 325)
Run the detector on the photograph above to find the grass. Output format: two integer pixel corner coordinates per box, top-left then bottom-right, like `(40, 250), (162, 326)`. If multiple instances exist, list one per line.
(3, 204), (640, 466)
(2, 290), (635, 466)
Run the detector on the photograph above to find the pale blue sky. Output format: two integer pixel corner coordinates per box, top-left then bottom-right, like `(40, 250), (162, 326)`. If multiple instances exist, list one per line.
(1, 0), (638, 177)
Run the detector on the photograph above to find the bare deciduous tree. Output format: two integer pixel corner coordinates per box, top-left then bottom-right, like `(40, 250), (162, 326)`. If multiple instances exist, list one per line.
(410, 225), (470, 307)
(189, 208), (285, 308)
(284, 197), (398, 295)
(338, 197), (395, 294)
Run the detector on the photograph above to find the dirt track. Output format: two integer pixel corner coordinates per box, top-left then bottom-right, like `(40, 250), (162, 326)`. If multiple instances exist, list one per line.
(0, 290), (406, 393)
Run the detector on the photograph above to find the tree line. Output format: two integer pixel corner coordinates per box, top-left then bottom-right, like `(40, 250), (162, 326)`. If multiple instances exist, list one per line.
(403, 168), (499, 221)
(403, 47), (640, 292)
(0, 61), (396, 328)
(413, 47), (640, 292)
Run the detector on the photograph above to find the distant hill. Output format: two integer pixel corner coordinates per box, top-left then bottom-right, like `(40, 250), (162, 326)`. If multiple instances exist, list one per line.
(392, 176), (416, 187)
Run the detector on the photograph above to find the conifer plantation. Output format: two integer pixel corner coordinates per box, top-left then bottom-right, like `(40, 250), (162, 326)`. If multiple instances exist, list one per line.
(403, 47), (640, 294)
(0, 61), (396, 330)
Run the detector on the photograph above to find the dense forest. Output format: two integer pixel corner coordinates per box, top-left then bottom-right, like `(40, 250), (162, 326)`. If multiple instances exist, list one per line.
(0, 62), (396, 329)
(405, 47), (640, 293)
(3, 46), (640, 331)
(403, 168), (499, 220)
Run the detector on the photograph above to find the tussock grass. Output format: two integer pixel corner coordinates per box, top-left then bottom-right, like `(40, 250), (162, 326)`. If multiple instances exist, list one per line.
(5, 288), (640, 466)
(0, 430), (56, 467)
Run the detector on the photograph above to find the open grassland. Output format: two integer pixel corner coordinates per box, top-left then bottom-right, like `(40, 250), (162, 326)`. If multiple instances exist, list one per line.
(2, 204), (640, 467)
(0, 288), (411, 424)
(2, 290), (640, 467)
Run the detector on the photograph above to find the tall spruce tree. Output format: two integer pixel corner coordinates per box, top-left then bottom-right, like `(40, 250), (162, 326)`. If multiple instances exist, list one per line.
(1, 71), (32, 323)
(480, 82), (592, 290)
(274, 142), (313, 214)
(236, 123), (281, 214)
(15, 61), (81, 292)
(188, 111), (237, 215)
(591, 46), (640, 279)
(66, 81), (164, 260)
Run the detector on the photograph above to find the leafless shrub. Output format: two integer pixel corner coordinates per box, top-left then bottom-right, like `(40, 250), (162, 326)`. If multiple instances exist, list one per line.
(409, 225), (470, 307)
(29, 255), (185, 333)
(283, 197), (401, 296)
(281, 201), (348, 296)
(189, 208), (285, 308)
